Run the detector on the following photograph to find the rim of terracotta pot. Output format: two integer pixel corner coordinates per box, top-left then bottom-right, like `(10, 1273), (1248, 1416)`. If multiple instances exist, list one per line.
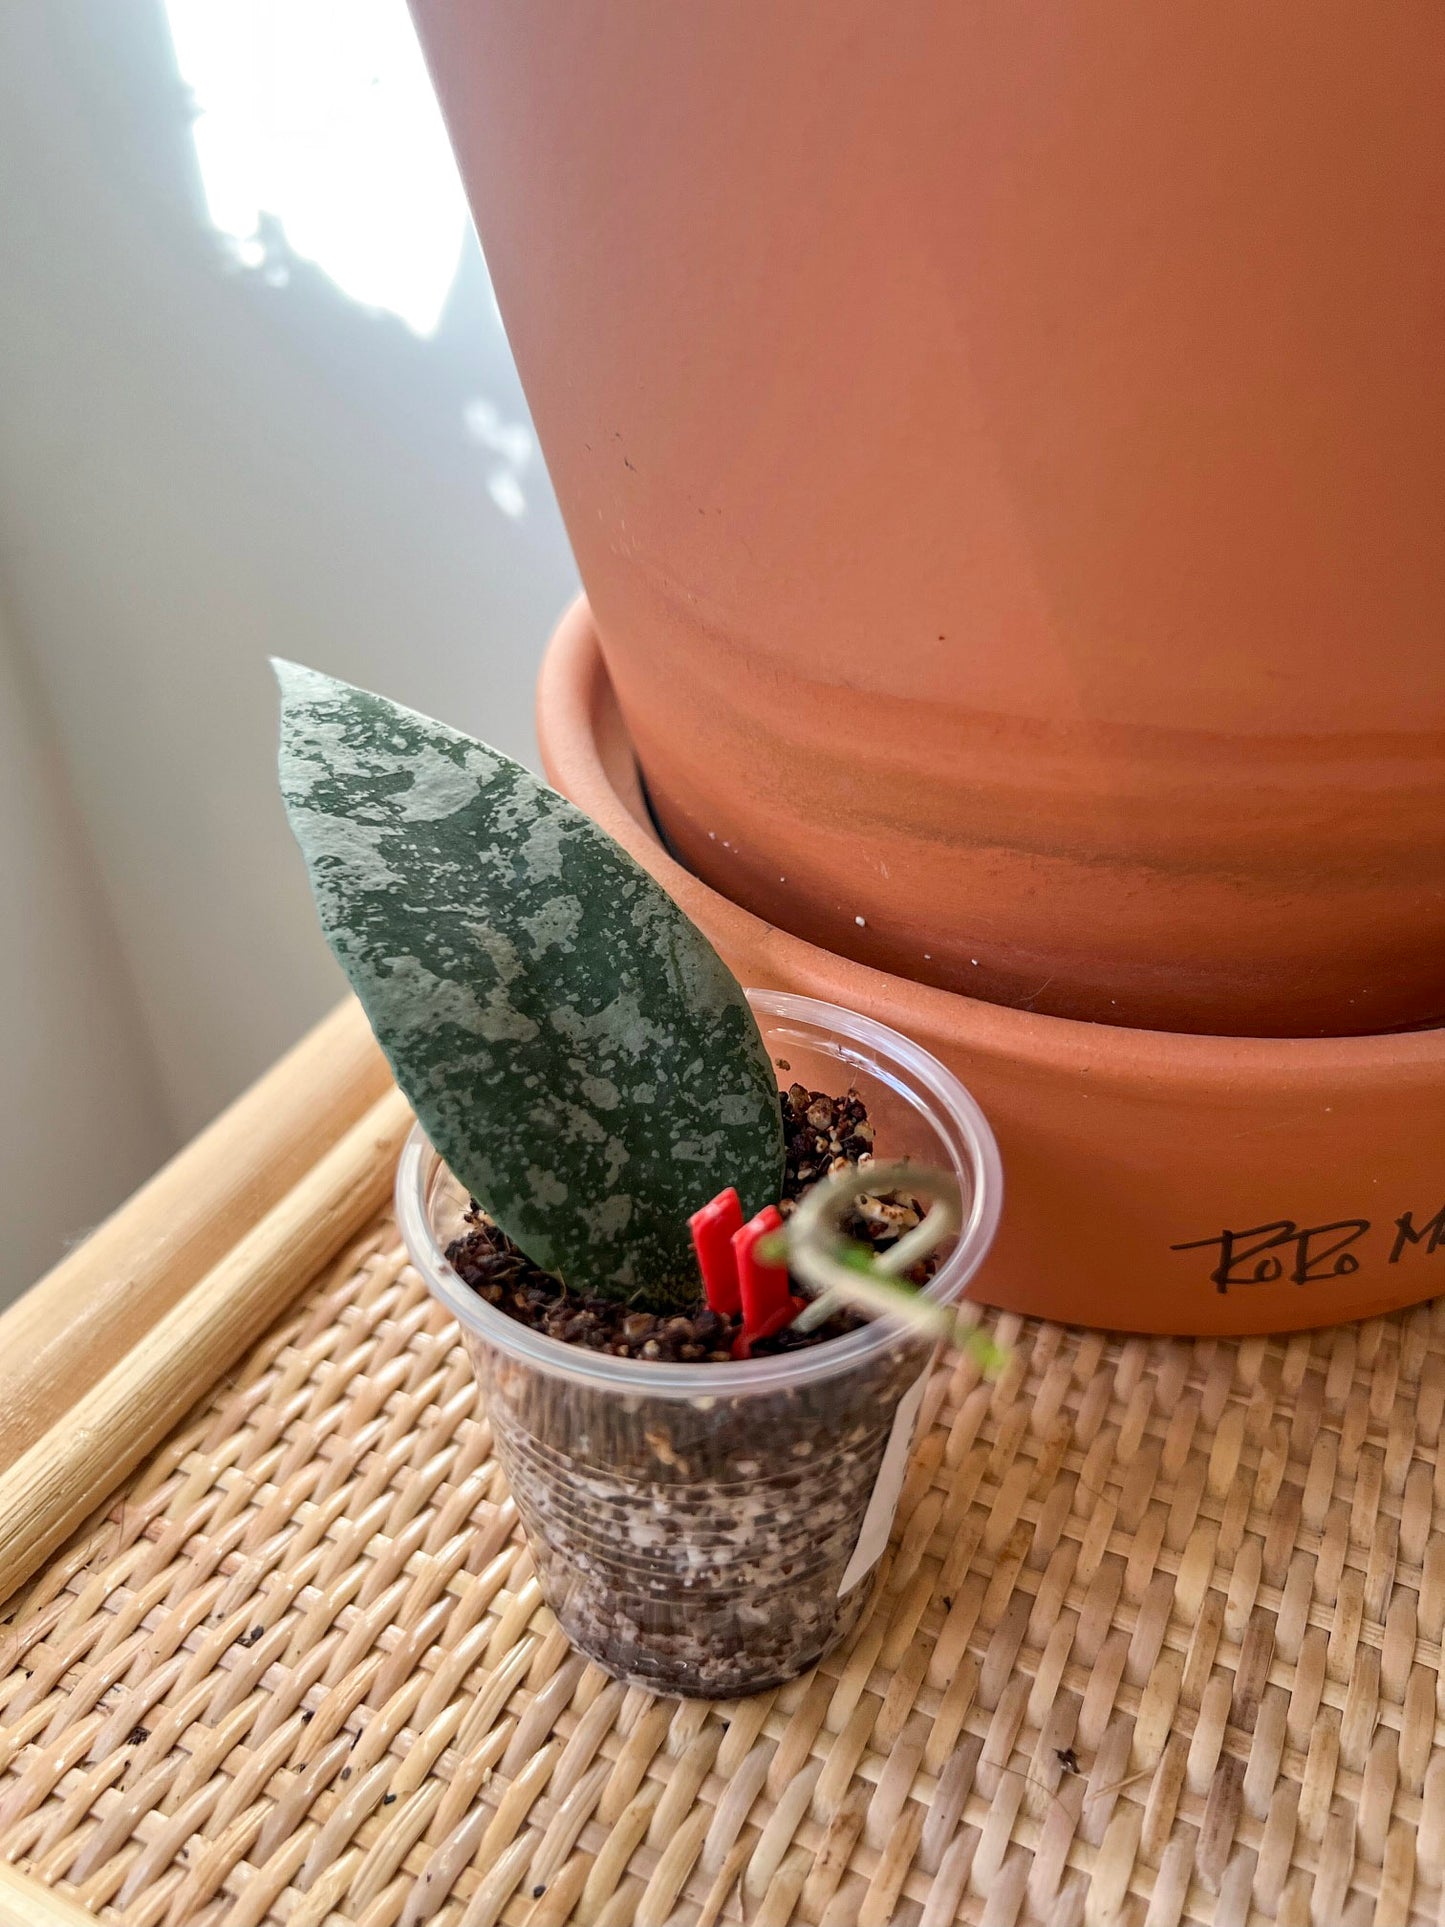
(538, 595), (1444, 1094)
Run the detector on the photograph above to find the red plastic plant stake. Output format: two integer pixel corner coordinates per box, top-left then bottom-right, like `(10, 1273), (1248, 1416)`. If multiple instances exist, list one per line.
(690, 1187), (744, 1315)
(732, 1206), (806, 1358)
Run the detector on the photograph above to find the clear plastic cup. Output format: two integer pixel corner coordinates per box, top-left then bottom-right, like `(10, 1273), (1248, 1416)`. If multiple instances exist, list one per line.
(396, 989), (1002, 1696)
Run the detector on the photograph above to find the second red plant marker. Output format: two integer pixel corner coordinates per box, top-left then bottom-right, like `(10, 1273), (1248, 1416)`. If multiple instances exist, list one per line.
(733, 1206), (806, 1358)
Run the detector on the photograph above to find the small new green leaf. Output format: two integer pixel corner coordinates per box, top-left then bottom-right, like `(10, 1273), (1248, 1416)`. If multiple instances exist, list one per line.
(276, 662), (783, 1308)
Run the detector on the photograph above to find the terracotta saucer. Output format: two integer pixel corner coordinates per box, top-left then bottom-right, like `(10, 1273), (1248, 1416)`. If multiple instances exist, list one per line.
(538, 597), (1445, 1336)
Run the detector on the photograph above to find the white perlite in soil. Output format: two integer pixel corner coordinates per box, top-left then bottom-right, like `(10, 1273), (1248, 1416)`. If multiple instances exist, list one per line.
(473, 1336), (930, 1696)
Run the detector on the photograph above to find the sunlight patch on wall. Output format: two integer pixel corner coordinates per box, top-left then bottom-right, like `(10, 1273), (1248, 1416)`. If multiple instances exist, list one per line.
(463, 399), (534, 519)
(163, 0), (469, 337)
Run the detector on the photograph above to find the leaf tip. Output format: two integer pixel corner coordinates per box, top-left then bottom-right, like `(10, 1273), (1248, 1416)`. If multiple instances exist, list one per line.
(271, 657), (334, 708)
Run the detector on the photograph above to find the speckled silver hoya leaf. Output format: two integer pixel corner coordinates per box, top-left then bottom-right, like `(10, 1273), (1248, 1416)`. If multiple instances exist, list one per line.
(276, 662), (783, 1308)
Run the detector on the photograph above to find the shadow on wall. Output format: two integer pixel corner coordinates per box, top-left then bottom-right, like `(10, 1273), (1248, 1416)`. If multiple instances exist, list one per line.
(0, 0), (579, 1292)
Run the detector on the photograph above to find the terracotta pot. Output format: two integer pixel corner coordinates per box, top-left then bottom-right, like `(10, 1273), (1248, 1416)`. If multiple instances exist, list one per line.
(412, 1), (1445, 1037)
(538, 599), (1445, 1337)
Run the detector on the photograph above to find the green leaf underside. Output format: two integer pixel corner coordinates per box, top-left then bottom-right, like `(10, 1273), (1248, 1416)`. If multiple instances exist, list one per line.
(276, 662), (784, 1309)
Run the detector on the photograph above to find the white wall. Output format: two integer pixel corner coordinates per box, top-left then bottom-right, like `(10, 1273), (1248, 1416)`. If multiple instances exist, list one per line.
(0, 599), (173, 1294)
(0, 0), (579, 1296)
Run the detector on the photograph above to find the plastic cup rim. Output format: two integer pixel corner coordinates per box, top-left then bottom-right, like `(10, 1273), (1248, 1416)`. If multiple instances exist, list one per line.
(394, 986), (1004, 1399)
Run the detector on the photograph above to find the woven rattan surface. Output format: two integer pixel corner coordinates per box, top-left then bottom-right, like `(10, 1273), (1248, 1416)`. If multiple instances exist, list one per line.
(3, 1214), (1444, 1927)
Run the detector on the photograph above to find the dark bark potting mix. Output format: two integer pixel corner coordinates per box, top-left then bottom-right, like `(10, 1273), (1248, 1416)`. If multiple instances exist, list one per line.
(444, 1085), (936, 1360)
(443, 1084), (943, 1695)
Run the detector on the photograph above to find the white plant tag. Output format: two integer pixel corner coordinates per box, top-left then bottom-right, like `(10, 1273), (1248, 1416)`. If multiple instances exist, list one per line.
(838, 1368), (929, 1595)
